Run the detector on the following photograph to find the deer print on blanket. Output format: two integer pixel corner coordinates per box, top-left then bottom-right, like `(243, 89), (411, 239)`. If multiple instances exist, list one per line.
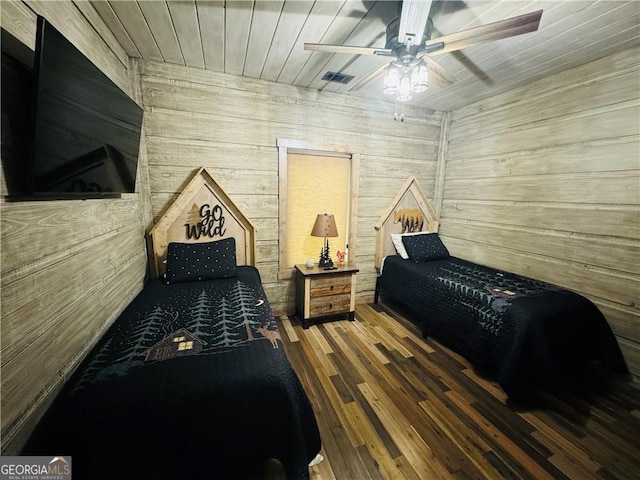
(256, 324), (282, 348)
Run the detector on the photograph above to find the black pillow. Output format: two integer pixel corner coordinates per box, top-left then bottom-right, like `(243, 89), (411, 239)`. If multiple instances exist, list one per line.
(401, 233), (450, 263)
(165, 238), (237, 283)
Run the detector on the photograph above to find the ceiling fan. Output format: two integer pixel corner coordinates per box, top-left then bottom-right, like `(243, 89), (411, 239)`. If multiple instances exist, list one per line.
(304, 0), (542, 104)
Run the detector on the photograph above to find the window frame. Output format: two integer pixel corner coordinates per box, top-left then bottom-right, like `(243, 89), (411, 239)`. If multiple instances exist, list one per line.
(277, 139), (360, 280)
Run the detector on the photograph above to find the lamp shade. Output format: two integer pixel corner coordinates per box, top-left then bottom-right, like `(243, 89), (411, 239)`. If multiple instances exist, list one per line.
(311, 213), (338, 238)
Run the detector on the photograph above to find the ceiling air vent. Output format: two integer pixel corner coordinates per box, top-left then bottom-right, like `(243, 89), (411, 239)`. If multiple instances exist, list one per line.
(321, 71), (354, 85)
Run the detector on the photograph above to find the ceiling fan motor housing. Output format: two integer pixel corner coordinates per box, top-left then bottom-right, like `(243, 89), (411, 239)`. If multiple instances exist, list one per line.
(386, 16), (433, 64)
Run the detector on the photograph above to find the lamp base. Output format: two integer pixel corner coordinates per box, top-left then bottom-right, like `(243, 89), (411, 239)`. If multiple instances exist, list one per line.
(318, 237), (334, 268)
(318, 257), (334, 268)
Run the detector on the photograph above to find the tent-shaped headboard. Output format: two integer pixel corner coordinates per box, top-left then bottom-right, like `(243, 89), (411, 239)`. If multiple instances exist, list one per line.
(374, 176), (439, 270)
(148, 168), (256, 278)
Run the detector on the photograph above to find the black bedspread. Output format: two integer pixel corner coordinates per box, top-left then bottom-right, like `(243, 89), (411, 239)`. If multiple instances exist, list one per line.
(378, 255), (627, 398)
(24, 266), (321, 479)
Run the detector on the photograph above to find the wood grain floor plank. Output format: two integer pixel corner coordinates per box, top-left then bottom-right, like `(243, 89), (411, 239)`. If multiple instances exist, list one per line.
(313, 410), (350, 480)
(481, 450), (528, 480)
(314, 366), (360, 444)
(371, 312), (420, 358)
(595, 458), (640, 480)
(390, 455), (421, 480)
(578, 413), (640, 470)
(348, 383), (403, 461)
(308, 325), (334, 355)
(308, 448), (336, 480)
(314, 364), (400, 479)
(375, 365), (473, 475)
(355, 444), (384, 480)
(346, 328), (402, 391)
(462, 366), (510, 404)
(446, 390), (562, 480)
(327, 349), (364, 387)
(281, 340), (324, 413)
(330, 372), (355, 405)
(472, 398), (551, 460)
(371, 325), (412, 358)
(330, 425), (370, 480)
(419, 395), (502, 480)
(532, 431), (599, 479)
(331, 325), (390, 386)
(385, 347), (452, 401)
(341, 396), (404, 479)
(349, 320), (392, 365)
(411, 349), (482, 401)
(522, 411), (602, 471)
(295, 328), (323, 371)
(298, 327), (338, 377)
(278, 314), (299, 342)
(359, 381), (454, 479)
(276, 303), (640, 480)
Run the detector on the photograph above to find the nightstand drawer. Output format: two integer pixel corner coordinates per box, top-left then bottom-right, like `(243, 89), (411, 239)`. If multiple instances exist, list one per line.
(309, 294), (352, 317)
(310, 275), (352, 297)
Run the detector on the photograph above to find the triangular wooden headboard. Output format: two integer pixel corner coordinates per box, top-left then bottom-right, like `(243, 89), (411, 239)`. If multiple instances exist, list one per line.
(148, 168), (256, 278)
(373, 176), (439, 270)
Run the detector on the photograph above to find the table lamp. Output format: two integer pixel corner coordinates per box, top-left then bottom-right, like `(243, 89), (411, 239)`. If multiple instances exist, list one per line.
(311, 213), (338, 268)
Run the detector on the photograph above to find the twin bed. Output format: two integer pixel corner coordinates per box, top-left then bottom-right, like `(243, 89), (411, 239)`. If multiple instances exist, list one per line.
(374, 177), (627, 400)
(24, 169), (321, 479)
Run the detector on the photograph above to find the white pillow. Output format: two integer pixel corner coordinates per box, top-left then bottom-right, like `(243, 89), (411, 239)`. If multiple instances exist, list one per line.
(391, 231), (430, 259)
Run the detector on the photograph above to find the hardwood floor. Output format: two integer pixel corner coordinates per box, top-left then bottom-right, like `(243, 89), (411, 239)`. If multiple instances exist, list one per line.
(276, 302), (640, 480)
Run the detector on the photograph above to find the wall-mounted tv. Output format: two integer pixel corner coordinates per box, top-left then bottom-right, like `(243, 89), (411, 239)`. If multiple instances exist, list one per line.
(29, 16), (143, 198)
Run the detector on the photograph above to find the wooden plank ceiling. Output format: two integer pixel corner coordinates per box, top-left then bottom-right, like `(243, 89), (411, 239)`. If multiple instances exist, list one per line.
(92, 0), (640, 112)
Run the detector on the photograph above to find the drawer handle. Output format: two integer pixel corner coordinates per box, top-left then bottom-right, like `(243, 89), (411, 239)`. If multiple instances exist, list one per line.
(330, 285), (334, 290)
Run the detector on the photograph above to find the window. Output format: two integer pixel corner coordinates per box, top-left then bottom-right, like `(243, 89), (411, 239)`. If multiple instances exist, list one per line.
(278, 139), (359, 279)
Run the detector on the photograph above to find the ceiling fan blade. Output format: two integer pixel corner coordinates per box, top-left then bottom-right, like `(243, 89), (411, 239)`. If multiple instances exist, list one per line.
(423, 57), (456, 87)
(426, 10), (543, 56)
(398, 0), (433, 45)
(304, 43), (392, 56)
(348, 63), (388, 92)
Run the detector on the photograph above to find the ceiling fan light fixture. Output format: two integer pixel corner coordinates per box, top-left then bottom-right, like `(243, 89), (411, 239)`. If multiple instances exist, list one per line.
(383, 67), (400, 95)
(383, 57), (429, 102)
(397, 75), (413, 102)
(410, 62), (428, 93)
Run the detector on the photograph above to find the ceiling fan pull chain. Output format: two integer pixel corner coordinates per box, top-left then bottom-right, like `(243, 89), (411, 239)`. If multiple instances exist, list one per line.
(393, 99), (405, 122)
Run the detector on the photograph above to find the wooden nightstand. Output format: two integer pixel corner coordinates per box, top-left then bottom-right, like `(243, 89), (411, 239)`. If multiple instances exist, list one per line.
(295, 264), (359, 329)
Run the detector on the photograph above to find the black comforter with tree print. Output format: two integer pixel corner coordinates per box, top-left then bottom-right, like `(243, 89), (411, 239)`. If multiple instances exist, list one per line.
(377, 255), (628, 399)
(24, 266), (321, 479)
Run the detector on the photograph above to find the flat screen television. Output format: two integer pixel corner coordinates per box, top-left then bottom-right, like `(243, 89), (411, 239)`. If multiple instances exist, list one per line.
(29, 16), (143, 198)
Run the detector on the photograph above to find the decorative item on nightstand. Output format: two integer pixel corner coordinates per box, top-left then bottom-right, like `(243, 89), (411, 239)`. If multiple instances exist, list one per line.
(311, 213), (338, 268)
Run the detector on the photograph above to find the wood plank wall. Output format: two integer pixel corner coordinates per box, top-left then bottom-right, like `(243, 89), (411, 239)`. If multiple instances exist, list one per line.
(139, 61), (443, 313)
(441, 46), (640, 383)
(0, 1), (150, 453)
(3, 0), (635, 457)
